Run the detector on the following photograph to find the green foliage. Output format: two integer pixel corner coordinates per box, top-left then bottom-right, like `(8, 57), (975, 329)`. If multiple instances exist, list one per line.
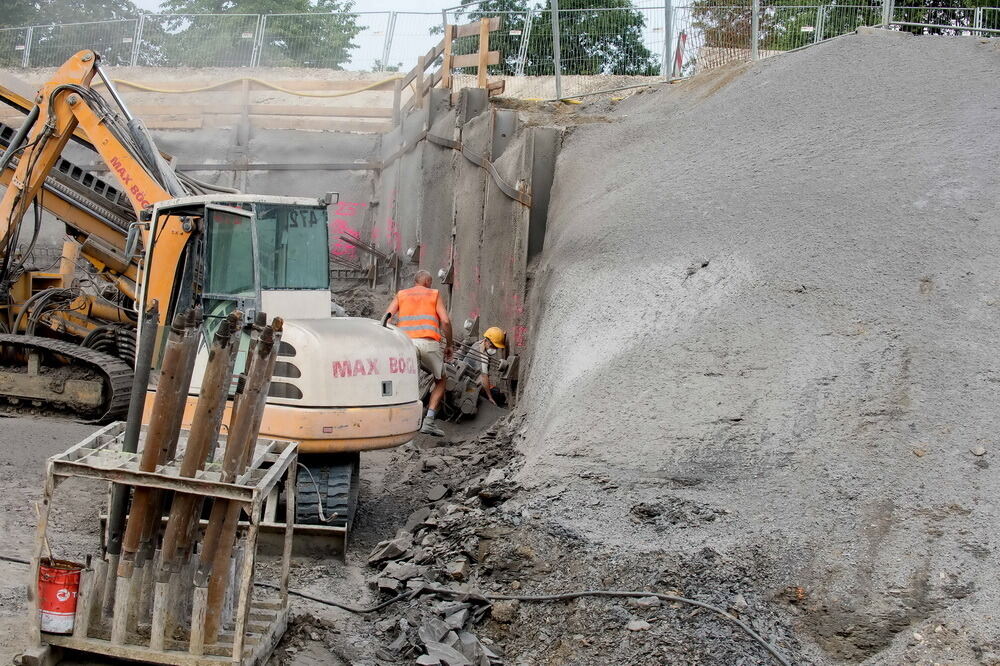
(144, 0), (361, 68)
(452, 0), (659, 76)
(0, 0), (142, 67)
(691, 0), (997, 60)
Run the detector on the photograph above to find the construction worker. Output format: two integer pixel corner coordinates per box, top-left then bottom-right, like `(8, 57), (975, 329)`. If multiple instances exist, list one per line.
(471, 326), (507, 407)
(385, 270), (453, 436)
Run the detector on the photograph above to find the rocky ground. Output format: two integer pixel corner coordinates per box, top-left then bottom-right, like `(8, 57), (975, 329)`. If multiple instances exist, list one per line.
(264, 406), (804, 666)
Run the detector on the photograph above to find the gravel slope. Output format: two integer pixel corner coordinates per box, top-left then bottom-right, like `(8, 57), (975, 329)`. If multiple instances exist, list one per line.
(520, 31), (1000, 664)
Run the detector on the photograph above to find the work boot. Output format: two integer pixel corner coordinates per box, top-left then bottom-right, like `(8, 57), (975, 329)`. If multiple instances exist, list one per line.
(420, 417), (444, 437)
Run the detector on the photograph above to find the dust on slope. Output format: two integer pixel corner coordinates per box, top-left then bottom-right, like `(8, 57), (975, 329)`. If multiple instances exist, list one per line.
(520, 31), (1000, 664)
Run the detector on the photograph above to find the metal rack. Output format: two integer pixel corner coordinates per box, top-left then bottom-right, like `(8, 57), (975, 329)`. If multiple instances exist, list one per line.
(26, 422), (297, 666)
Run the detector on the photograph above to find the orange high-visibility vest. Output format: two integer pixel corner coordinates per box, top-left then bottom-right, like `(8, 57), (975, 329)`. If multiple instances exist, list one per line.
(396, 286), (442, 341)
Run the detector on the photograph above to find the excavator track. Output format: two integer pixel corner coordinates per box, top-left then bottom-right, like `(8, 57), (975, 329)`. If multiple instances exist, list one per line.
(295, 453), (361, 531)
(0, 334), (133, 422)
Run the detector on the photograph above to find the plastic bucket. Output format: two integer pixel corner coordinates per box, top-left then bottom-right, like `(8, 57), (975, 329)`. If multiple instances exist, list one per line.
(37, 558), (84, 634)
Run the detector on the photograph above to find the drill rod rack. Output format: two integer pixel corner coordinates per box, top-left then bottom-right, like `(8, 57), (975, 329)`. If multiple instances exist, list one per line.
(27, 421), (298, 666)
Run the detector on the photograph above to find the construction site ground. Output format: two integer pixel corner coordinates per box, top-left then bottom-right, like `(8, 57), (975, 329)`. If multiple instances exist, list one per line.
(2, 28), (1000, 666)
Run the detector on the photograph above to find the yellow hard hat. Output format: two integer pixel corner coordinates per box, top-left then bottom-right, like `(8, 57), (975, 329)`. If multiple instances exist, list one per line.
(483, 326), (506, 349)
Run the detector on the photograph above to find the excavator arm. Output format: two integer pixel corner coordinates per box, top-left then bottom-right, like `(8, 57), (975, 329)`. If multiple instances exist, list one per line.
(0, 50), (195, 420)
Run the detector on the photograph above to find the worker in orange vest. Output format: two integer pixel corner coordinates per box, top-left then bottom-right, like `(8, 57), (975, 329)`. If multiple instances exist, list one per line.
(385, 270), (453, 437)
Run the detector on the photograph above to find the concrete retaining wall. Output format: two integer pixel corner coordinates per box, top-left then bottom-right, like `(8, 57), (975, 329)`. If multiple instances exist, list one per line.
(370, 89), (560, 358)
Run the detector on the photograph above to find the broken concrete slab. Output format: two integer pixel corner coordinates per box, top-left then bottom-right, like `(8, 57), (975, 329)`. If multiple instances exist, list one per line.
(418, 617), (451, 645)
(428, 484), (450, 501)
(368, 533), (414, 564)
(405, 506), (433, 532)
(424, 640), (473, 666)
(447, 559), (470, 581)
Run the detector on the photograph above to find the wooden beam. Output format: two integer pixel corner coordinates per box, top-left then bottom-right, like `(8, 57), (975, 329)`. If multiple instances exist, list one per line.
(441, 24), (455, 90)
(451, 51), (500, 69)
(400, 38), (446, 89)
(392, 78), (402, 126)
(126, 104), (394, 119)
(111, 77), (400, 93)
(478, 17), (491, 88)
(455, 16), (501, 38)
(487, 79), (506, 96)
(414, 55), (426, 109)
(244, 117), (392, 133)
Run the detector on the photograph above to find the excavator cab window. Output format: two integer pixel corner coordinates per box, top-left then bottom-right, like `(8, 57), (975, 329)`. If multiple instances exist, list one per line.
(255, 204), (328, 290)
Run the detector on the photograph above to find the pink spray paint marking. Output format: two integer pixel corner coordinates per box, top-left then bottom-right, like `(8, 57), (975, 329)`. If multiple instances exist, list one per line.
(329, 202), (367, 258)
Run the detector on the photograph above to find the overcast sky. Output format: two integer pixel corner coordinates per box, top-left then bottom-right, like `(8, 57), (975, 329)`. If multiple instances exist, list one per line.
(131, 0), (456, 11)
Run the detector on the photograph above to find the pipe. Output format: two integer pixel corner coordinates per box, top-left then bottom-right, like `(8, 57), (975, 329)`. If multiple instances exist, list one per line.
(94, 61), (134, 122)
(117, 309), (198, 576)
(198, 318), (282, 642)
(102, 302), (158, 612)
(159, 311), (242, 568)
(0, 105), (40, 173)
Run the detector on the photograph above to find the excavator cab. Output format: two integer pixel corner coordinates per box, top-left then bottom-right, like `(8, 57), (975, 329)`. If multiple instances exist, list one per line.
(140, 194), (424, 537)
(0, 51), (422, 543)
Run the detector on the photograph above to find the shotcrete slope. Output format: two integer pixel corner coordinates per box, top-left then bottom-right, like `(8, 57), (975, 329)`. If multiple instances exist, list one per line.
(521, 32), (1000, 663)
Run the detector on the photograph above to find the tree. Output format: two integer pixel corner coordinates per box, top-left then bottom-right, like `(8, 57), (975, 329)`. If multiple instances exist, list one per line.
(145, 0), (362, 68)
(1, 0), (142, 67)
(691, 0), (998, 72)
(450, 0), (659, 76)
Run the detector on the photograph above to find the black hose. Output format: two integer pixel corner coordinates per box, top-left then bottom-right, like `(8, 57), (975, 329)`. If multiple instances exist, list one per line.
(0, 554), (791, 665)
(0, 105), (39, 173)
(0, 554), (30, 565)
(253, 582), (792, 666)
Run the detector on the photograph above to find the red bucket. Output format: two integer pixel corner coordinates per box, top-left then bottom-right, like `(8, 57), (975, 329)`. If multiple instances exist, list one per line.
(37, 558), (84, 634)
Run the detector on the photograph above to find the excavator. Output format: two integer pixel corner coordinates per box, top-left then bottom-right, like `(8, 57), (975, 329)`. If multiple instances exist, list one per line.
(0, 50), (422, 541)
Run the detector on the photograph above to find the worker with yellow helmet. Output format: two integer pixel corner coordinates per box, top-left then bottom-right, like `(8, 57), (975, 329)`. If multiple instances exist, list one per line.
(472, 326), (507, 406)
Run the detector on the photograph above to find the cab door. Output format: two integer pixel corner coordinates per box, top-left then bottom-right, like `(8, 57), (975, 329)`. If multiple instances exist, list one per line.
(202, 204), (259, 327)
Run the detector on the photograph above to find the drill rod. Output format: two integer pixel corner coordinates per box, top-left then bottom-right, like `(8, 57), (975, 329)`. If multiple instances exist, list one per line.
(158, 311), (242, 570)
(117, 308), (199, 577)
(102, 301), (159, 611)
(197, 318), (282, 642)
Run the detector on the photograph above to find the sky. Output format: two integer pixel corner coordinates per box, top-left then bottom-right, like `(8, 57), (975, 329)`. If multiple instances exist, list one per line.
(131, 0), (456, 10)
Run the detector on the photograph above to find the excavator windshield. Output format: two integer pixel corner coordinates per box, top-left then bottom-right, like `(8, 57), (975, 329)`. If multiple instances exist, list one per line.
(145, 195), (331, 335)
(255, 203), (329, 290)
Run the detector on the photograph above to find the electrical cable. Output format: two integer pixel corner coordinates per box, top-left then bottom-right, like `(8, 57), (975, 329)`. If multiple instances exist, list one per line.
(251, 582), (793, 666)
(0, 554), (791, 664)
(0, 554), (30, 565)
(97, 75), (403, 99)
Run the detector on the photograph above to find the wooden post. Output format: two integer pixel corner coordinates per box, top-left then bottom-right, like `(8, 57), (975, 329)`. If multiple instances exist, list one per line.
(442, 25), (455, 90)
(188, 586), (208, 655)
(148, 580), (170, 651)
(415, 55), (426, 109)
(71, 562), (95, 639)
(477, 17), (490, 89)
(280, 461), (296, 609)
(27, 474), (55, 648)
(392, 78), (402, 126)
(231, 514), (260, 663)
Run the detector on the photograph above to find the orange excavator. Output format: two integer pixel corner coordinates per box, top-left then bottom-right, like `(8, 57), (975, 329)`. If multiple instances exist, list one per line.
(0, 51), (422, 539)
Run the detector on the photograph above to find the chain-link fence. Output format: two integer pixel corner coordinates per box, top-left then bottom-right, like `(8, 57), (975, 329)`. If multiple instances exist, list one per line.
(1, 4), (997, 95)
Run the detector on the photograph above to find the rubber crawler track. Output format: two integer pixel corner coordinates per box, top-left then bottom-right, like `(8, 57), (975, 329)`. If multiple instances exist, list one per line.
(296, 453), (360, 530)
(0, 334), (133, 422)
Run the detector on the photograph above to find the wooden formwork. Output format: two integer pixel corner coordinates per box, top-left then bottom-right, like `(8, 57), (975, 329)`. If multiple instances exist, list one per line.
(26, 422), (298, 666)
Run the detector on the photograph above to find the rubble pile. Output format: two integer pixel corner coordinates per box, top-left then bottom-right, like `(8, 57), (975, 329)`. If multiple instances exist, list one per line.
(361, 419), (524, 665)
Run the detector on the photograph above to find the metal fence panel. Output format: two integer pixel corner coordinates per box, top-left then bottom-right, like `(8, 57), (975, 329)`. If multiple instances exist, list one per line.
(137, 14), (260, 67)
(27, 19), (138, 68)
(820, 4), (882, 39)
(385, 12), (444, 73)
(0, 27), (30, 68)
(985, 8), (1000, 32)
(758, 5), (821, 52)
(258, 12), (389, 70)
(675, 4), (752, 75)
(893, 5), (979, 34)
